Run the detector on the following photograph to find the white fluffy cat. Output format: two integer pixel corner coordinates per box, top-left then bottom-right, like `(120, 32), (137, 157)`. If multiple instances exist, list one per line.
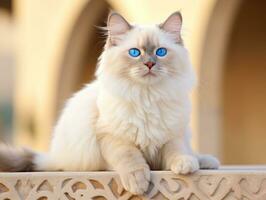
(0, 11), (219, 195)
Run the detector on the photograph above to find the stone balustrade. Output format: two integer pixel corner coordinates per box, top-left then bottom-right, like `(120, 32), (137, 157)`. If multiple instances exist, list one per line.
(0, 166), (266, 200)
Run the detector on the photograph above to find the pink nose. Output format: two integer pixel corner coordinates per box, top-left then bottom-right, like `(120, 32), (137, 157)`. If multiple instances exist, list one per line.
(144, 61), (155, 69)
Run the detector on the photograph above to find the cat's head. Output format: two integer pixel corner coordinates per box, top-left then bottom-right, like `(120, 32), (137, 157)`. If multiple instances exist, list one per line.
(97, 11), (193, 86)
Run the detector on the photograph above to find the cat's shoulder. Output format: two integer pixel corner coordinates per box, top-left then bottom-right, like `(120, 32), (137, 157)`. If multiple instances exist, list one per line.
(76, 81), (99, 95)
(67, 81), (99, 106)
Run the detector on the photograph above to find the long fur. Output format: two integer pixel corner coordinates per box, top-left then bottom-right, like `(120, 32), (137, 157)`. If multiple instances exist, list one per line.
(0, 12), (219, 195)
(0, 145), (35, 172)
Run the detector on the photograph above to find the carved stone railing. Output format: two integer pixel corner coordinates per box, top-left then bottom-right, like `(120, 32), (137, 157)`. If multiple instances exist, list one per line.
(0, 167), (266, 200)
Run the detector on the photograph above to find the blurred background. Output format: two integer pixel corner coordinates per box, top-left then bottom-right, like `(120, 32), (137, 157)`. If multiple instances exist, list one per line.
(0, 0), (265, 165)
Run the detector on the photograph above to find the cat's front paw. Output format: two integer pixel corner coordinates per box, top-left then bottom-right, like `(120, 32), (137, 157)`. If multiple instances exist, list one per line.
(171, 155), (199, 174)
(197, 154), (220, 169)
(118, 164), (150, 195)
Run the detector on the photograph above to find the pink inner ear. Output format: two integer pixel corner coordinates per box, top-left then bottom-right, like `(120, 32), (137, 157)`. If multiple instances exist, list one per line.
(108, 13), (131, 42)
(161, 12), (182, 42)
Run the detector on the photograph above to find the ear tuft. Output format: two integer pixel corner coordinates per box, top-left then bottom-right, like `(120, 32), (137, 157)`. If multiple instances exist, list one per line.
(107, 11), (131, 45)
(159, 11), (182, 43)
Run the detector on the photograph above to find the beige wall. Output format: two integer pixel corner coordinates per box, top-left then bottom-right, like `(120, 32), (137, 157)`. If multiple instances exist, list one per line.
(197, 0), (241, 159)
(13, 0), (266, 165)
(14, 0), (92, 149)
(223, 0), (266, 164)
(14, 0), (218, 151)
(12, 0), (266, 164)
(0, 10), (15, 141)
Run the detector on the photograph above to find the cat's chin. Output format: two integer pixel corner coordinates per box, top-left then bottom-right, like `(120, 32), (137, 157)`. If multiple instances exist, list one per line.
(132, 75), (163, 85)
(143, 71), (156, 77)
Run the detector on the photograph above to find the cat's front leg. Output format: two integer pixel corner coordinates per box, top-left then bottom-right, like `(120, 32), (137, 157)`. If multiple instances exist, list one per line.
(161, 136), (199, 174)
(99, 135), (150, 195)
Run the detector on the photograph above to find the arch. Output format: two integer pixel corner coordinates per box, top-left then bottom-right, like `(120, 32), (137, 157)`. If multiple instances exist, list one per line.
(223, 0), (266, 164)
(55, 0), (110, 115)
(198, 0), (241, 158)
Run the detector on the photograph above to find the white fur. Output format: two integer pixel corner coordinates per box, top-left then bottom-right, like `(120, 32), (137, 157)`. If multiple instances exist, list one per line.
(34, 13), (219, 194)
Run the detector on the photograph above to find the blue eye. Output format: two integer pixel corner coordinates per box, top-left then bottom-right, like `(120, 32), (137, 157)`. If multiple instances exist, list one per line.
(156, 47), (167, 57)
(129, 48), (141, 57)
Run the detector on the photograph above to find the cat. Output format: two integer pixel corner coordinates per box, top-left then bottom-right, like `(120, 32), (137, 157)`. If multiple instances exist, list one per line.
(0, 11), (219, 195)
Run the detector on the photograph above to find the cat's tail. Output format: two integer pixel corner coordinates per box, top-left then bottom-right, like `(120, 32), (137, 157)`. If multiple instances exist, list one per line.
(0, 144), (53, 172)
(0, 144), (36, 172)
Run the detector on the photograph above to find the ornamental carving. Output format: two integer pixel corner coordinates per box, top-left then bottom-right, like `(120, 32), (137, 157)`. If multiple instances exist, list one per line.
(0, 171), (266, 199)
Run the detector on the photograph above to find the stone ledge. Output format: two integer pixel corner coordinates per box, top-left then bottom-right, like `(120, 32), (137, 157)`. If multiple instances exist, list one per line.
(0, 167), (266, 200)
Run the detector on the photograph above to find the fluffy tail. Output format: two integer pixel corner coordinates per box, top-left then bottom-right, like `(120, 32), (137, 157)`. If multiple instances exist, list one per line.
(0, 145), (37, 172)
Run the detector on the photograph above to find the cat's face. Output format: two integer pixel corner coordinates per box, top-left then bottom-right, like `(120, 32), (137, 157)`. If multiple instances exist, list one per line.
(99, 12), (186, 85)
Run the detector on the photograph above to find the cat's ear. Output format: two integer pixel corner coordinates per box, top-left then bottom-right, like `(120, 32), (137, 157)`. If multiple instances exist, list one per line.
(159, 11), (182, 43)
(107, 12), (131, 45)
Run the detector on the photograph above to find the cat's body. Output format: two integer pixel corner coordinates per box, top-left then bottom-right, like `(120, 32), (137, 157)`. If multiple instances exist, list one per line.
(0, 12), (219, 195)
(43, 74), (191, 171)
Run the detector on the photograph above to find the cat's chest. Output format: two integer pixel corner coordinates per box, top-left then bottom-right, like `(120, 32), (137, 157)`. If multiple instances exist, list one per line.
(97, 93), (185, 148)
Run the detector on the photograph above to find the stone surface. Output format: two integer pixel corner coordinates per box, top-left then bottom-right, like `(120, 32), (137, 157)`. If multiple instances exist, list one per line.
(0, 167), (266, 199)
